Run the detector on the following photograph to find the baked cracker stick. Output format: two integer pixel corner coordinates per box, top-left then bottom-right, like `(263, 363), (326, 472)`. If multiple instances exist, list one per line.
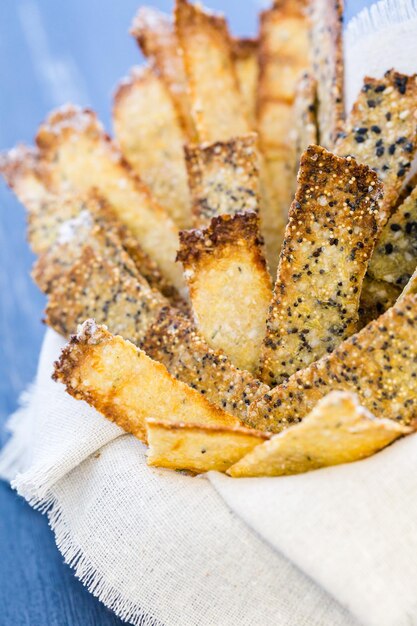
(232, 37), (259, 129)
(142, 307), (270, 420)
(113, 66), (192, 229)
(35, 105), (184, 291)
(130, 6), (195, 139)
(184, 134), (260, 229)
(259, 145), (381, 386)
(249, 293), (417, 433)
(0, 144), (52, 207)
(54, 321), (241, 443)
(335, 70), (417, 223)
(293, 72), (318, 174)
(175, 0), (250, 142)
(358, 275), (401, 328)
(146, 419), (270, 473)
(309, 0), (344, 148)
(228, 391), (410, 477)
(177, 212), (272, 373)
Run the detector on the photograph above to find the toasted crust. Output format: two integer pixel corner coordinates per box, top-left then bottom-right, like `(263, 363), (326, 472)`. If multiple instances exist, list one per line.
(142, 307), (270, 421)
(184, 134), (260, 228)
(146, 418), (269, 473)
(358, 275), (401, 328)
(335, 70), (417, 223)
(53, 321), (241, 442)
(259, 145), (382, 386)
(35, 104), (184, 291)
(309, 0), (344, 148)
(178, 212), (272, 372)
(130, 6), (195, 139)
(249, 293), (417, 433)
(228, 391), (410, 477)
(293, 73), (318, 172)
(113, 66), (192, 229)
(175, 0), (250, 142)
(232, 37), (259, 128)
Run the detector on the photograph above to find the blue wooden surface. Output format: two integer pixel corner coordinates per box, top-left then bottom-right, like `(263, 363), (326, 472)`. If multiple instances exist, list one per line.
(0, 0), (372, 623)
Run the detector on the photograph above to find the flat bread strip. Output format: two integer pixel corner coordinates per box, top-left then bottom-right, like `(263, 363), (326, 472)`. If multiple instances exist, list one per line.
(146, 419), (270, 473)
(177, 212), (272, 373)
(228, 391), (410, 477)
(293, 73), (318, 174)
(142, 307), (270, 421)
(232, 37), (259, 129)
(130, 6), (195, 139)
(309, 0), (344, 148)
(54, 321), (241, 443)
(358, 275), (400, 328)
(175, 0), (250, 143)
(184, 134), (260, 228)
(35, 105), (184, 291)
(0, 144), (52, 207)
(249, 293), (417, 433)
(368, 185), (417, 287)
(335, 70), (417, 223)
(113, 66), (192, 229)
(259, 145), (381, 386)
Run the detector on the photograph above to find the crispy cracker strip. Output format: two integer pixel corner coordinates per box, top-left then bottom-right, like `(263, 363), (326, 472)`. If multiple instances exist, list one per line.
(130, 6), (195, 139)
(259, 145), (381, 386)
(175, 0), (250, 142)
(177, 212), (272, 373)
(113, 66), (192, 229)
(358, 275), (400, 328)
(142, 307), (270, 420)
(309, 0), (344, 148)
(249, 293), (417, 433)
(146, 419), (270, 473)
(229, 391), (410, 477)
(232, 37), (259, 129)
(335, 70), (417, 223)
(54, 321), (241, 442)
(35, 105), (184, 291)
(0, 144), (52, 207)
(184, 134), (260, 228)
(293, 72), (318, 173)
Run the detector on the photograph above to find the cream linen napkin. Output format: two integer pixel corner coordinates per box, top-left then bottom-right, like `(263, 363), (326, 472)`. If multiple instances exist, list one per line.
(2, 2), (417, 625)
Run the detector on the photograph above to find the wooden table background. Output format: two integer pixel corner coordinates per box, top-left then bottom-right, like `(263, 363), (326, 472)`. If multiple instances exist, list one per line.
(0, 1), (369, 623)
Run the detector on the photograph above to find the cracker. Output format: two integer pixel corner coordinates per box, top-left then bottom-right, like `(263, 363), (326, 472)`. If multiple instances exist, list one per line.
(177, 212), (272, 373)
(175, 0), (250, 142)
(54, 321), (241, 442)
(358, 275), (401, 327)
(293, 72), (318, 173)
(232, 37), (259, 128)
(130, 6), (195, 139)
(0, 144), (52, 206)
(249, 293), (417, 433)
(228, 391), (410, 477)
(146, 419), (269, 473)
(335, 70), (417, 222)
(113, 66), (192, 229)
(184, 134), (260, 228)
(259, 145), (381, 386)
(35, 104), (184, 291)
(309, 0), (344, 148)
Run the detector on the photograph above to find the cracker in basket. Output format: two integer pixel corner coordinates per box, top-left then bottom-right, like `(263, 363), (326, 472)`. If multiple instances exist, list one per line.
(175, 0), (250, 142)
(130, 6), (195, 139)
(35, 105), (184, 290)
(259, 145), (382, 387)
(293, 73), (318, 172)
(249, 293), (417, 433)
(54, 320), (241, 442)
(184, 134), (259, 228)
(228, 391), (411, 477)
(358, 275), (401, 327)
(232, 37), (259, 128)
(177, 212), (272, 373)
(335, 70), (417, 222)
(310, 0), (344, 148)
(113, 66), (192, 229)
(146, 419), (269, 473)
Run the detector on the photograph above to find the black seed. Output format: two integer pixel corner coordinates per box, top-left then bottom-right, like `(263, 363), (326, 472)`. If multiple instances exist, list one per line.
(388, 144), (396, 155)
(390, 223), (401, 232)
(355, 134), (366, 143)
(386, 112), (392, 120)
(375, 84), (386, 92)
(385, 243), (394, 254)
(367, 99), (376, 108)
(356, 127), (368, 134)
(371, 125), (381, 133)
(394, 75), (408, 94)
(404, 142), (414, 153)
(376, 146), (384, 157)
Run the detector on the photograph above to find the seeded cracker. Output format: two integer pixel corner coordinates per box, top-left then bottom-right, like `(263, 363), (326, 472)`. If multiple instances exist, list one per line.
(335, 70), (417, 223)
(35, 105), (184, 291)
(178, 212), (272, 373)
(184, 134), (260, 228)
(259, 145), (381, 387)
(54, 321), (241, 443)
(232, 37), (259, 129)
(228, 391), (410, 477)
(146, 419), (269, 473)
(113, 66), (192, 229)
(249, 293), (417, 433)
(0, 144), (52, 207)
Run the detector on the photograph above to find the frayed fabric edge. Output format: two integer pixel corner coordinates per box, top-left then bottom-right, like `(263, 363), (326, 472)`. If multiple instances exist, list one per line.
(346, 0), (417, 44)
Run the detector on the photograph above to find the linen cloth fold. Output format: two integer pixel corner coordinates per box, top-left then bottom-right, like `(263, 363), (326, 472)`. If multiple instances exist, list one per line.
(2, 2), (417, 625)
